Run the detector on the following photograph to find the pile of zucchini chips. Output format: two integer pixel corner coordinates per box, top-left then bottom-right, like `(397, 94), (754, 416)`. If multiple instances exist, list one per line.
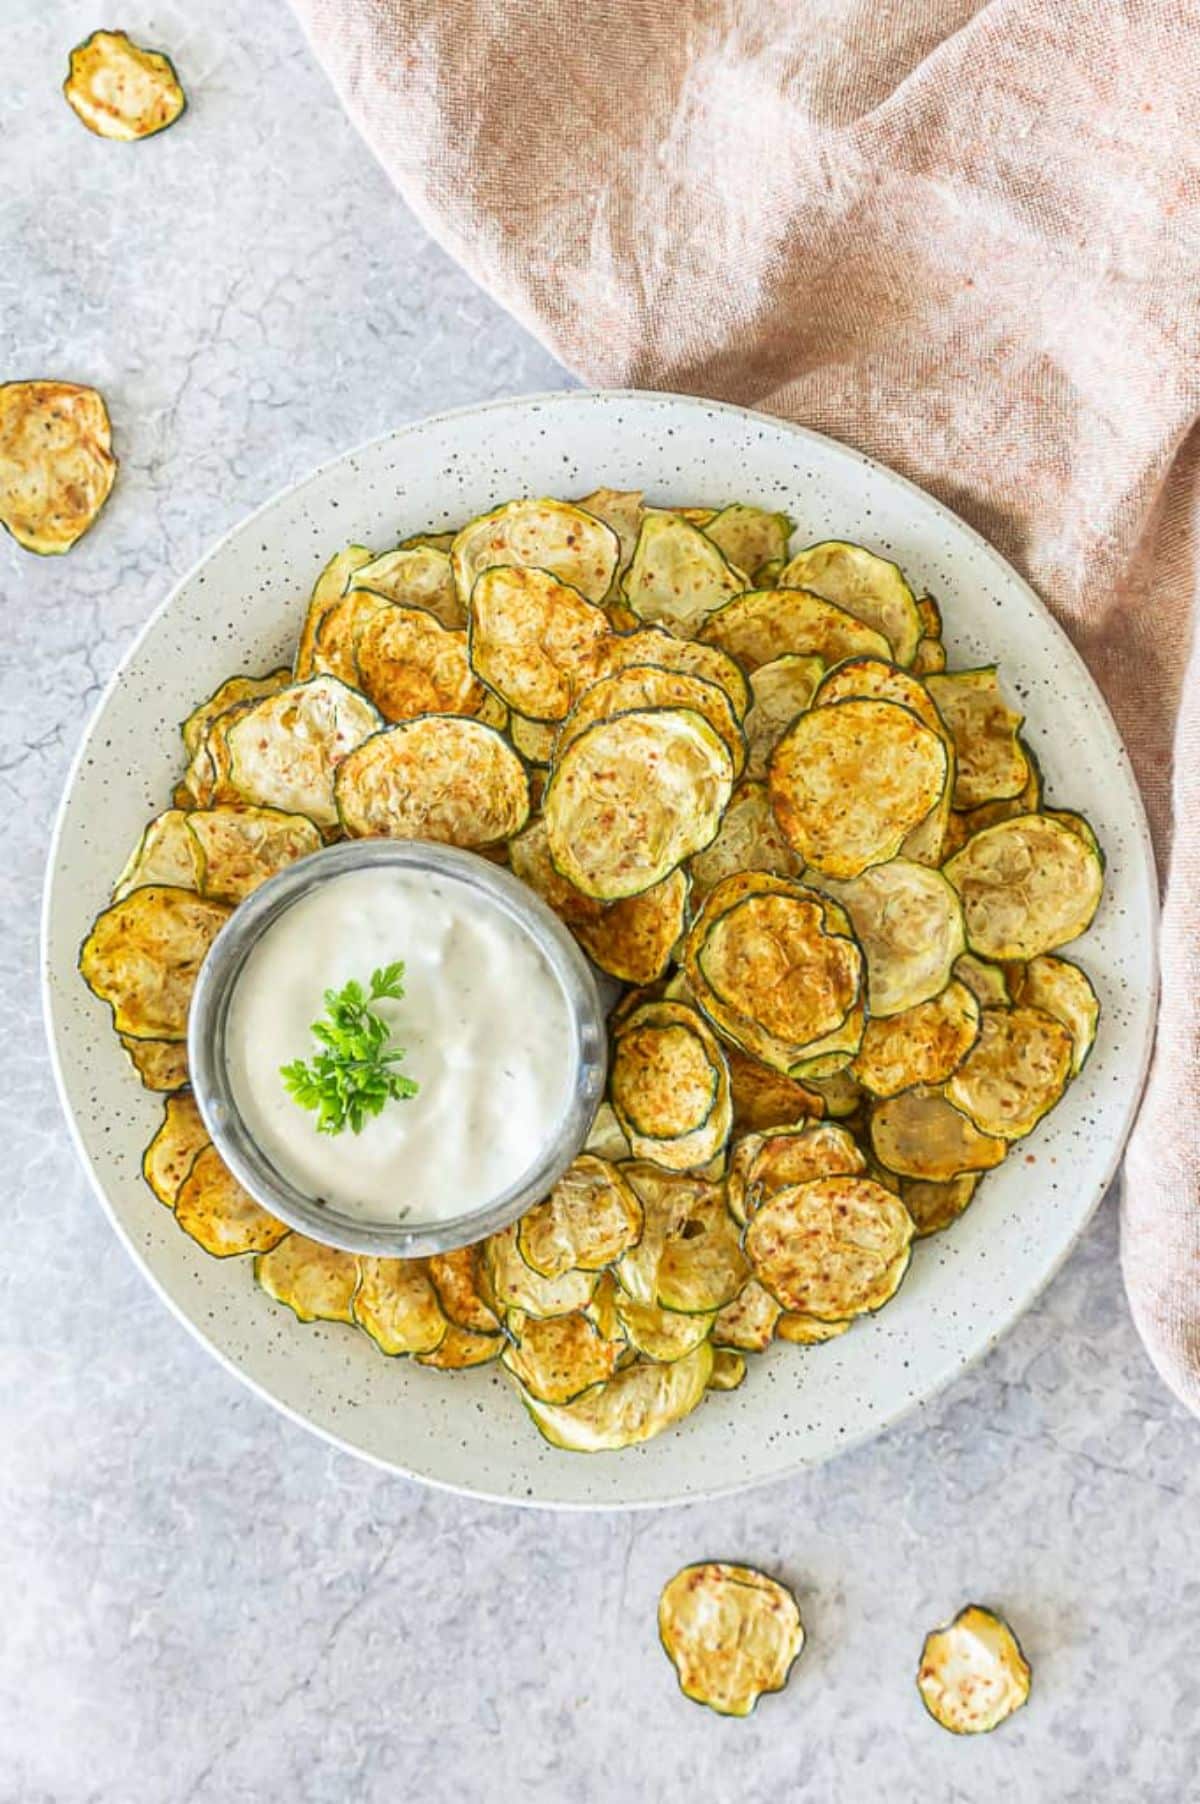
(80, 492), (1104, 1454)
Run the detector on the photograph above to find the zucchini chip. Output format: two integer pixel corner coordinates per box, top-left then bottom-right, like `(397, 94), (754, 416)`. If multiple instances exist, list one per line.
(912, 598), (947, 675)
(114, 810), (201, 900)
(1012, 954), (1099, 1075)
(779, 541), (921, 666)
(255, 1234), (359, 1323)
(517, 1154), (643, 1280)
(399, 530), (456, 552)
(802, 1067), (864, 1118)
(63, 30), (185, 140)
(954, 951), (1012, 1009)
(901, 1173), (980, 1237)
(946, 1005), (1073, 1139)
(1042, 807), (1103, 862)
(469, 565), (611, 721)
(745, 1175), (914, 1320)
(519, 1342), (712, 1451)
(870, 1087), (1007, 1181)
(576, 487), (644, 593)
(543, 708), (733, 901)
(744, 655), (825, 780)
(598, 626), (750, 717)
(354, 604), (485, 724)
(224, 676), (381, 828)
(699, 586), (890, 673)
(917, 1604), (1031, 1735)
(622, 511), (748, 636)
(416, 1324), (503, 1369)
(708, 1350), (748, 1391)
(352, 1257), (447, 1357)
(726, 1122), (866, 1225)
(79, 885), (230, 1040)
(310, 587), (393, 686)
(181, 669), (291, 760)
(611, 1001), (733, 1173)
(509, 818), (687, 986)
(557, 664), (745, 780)
(584, 1101), (633, 1164)
(945, 814), (1104, 959)
(658, 1563), (804, 1718)
(616, 1295), (716, 1362)
(510, 714), (558, 766)
(768, 699), (947, 879)
(0, 380), (117, 555)
(427, 1245), (501, 1334)
(485, 1223), (598, 1319)
(176, 1145), (288, 1257)
(822, 860), (965, 1017)
(347, 544), (463, 628)
(775, 1311), (851, 1344)
(702, 504), (793, 576)
(451, 498), (619, 605)
(688, 781), (801, 905)
(927, 669), (1028, 809)
(336, 716), (530, 846)
(711, 1279), (782, 1353)
(142, 1092), (209, 1206)
(725, 1044), (824, 1134)
(619, 1165), (748, 1315)
(187, 806), (321, 904)
(121, 1034), (189, 1092)
(294, 546), (373, 680)
(850, 980), (981, 1098)
(502, 1307), (624, 1404)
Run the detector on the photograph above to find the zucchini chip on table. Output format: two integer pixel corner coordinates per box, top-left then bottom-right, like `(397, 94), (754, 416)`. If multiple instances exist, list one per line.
(451, 497), (619, 605)
(64, 30), (185, 140)
(468, 565), (611, 720)
(336, 715), (530, 846)
(610, 1001), (733, 1173)
(901, 1173), (980, 1237)
(658, 1563), (805, 1717)
(710, 1280), (782, 1353)
(520, 1342), (712, 1452)
(779, 540), (922, 666)
(945, 813), (1104, 960)
(0, 381), (117, 555)
(416, 1324), (503, 1370)
(79, 886), (230, 1040)
(723, 1044), (823, 1134)
(917, 1604), (1031, 1734)
(744, 1175), (914, 1320)
(614, 1294), (716, 1362)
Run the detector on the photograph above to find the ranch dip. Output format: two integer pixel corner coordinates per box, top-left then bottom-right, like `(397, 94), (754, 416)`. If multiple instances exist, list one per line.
(224, 866), (574, 1225)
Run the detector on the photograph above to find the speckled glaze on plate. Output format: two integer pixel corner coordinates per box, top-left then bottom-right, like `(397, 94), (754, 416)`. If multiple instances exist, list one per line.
(42, 391), (1158, 1509)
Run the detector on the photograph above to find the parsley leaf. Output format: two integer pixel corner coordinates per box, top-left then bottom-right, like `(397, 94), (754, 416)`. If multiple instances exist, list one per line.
(280, 962), (419, 1136)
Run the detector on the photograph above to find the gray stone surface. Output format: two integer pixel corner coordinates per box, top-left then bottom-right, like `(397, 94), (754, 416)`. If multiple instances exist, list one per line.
(3, 2), (1197, 1798)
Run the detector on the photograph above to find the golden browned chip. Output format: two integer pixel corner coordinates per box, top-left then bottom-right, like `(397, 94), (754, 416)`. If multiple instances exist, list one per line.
(708, 1349), (748, 1390)
(521, 1342), (712, 1450)
(517, 1155), (643, 1279)
(622, 510), (747, 635)
(613, 1293), (714, 1361)
(0, 380), (117, 555)
(726, 1121), (866, 1224)
(779, 541), (921, 665)
(801, 1067), (864, 1118)
(416, 1323), (504, 1369)
(175, 1144), (288, 1257)
(336, 715), (530, 845)
(775, 1311), (851, 1344)
(658, 1563), (805, 1717)
(743, 654), (825, 780)
(917, 1604), (1031, 1735)
(79, 885), (230, 1040)
(180, 669), (292, 761)
(711, 1279), (782, 1352)
(348, 544), (463, 627)
(598, 626), (751, 717)
(502, 1307), (625, 1404)
(901, 1172), (980, 1236)
(945, 1005), (1073, 1139)
(688, 781), (802, 905)
(468, 565), (612, 721)
(583, 1101), (633, 1163)
(557, 664), (745, 780)
(114, 810), (201, 900)
(911, 634), (947, 676)
(725, 1044), (824, 1133)
(813, 654), (945, 736)
(294, 546), (373, 680)
(142, 1091), (209, 1206)
(618, 1164), (748, 1315)
(353, 604), (485, 723)
(223, 676), (382, 827)
(703, 504), (793, 576)
(576, 487), (645, 593)
(399, 530), (456, 552)
(121, 1034), (190, 1092)
(850, 981), (980, 1098)
(544, 708), (733, 901)
(63, 29), (185, 140)
(186, 806), (321, 903)
(699, 586), (890, 672)
(452, 497), (619, 604)
(611, 1001), (732, 1172)
(1011, 954), (1099, 1076)
(870, 1086), (1008, 1181)
(255, 1234), (359, 1322)
(509, 714), (559, 765)
(954, 951), (1012, 1009)
(945, 814), (1104, 960)
(745, 1175), (913, 1319)
(309, 586), (393, 686)
(822, 860), (965, 1017)
(352, 1257), (447, 1356)
(509, 818), (687, 985)
(768, 698), (947, 878)
(927, 669), (1028, 809)
(427, 1245), (501, 1334)
(485, 1223), (599, 1319)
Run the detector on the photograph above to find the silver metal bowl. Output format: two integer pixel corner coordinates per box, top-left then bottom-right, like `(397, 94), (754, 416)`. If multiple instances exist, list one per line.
(188, 839), (607, 1258)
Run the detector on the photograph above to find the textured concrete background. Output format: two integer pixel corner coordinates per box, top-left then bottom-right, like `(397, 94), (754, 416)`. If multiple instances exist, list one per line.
(3, 2), (1198, 1799)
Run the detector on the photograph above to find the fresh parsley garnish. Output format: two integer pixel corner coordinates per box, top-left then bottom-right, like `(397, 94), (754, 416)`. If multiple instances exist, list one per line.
(280, 962), (419, 1136)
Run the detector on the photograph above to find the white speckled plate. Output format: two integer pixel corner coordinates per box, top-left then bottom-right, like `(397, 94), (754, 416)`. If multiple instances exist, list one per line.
(43, 391), (1158, 1508)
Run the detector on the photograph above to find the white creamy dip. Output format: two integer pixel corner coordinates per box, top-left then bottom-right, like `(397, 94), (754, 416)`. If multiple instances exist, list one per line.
(225, 867), (574, 1224)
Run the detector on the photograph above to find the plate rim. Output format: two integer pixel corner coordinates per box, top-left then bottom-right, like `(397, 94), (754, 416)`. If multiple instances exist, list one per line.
(41, 386), (1161, 1510)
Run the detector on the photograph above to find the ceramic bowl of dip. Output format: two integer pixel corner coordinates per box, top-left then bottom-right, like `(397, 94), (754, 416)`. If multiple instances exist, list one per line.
(188, 839), (607, 1258)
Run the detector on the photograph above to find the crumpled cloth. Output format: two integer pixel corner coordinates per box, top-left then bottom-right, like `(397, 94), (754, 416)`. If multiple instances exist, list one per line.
(289, 0), (1200, 1412)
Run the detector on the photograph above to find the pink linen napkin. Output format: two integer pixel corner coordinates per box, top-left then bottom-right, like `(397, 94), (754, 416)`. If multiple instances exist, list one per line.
(289, 0), (1200, 1411)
